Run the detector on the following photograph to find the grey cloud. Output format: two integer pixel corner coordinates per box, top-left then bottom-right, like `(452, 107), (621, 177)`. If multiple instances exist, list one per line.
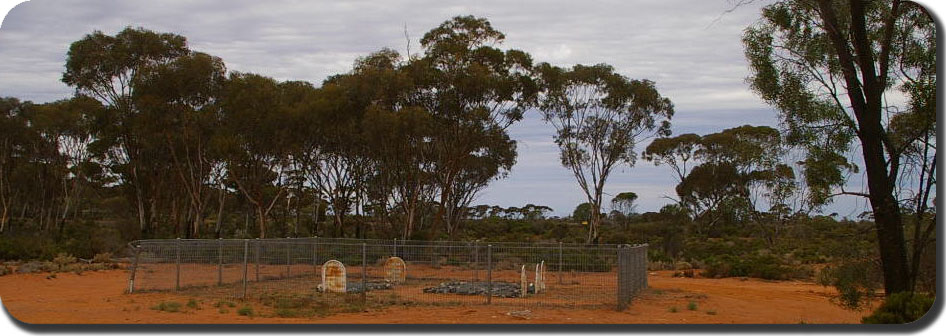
(0, 0), (867, 216)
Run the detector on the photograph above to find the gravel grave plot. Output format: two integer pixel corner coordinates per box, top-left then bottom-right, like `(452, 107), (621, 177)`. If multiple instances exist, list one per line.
(345, 281), (394, 293)
(423, 281), (536, 298)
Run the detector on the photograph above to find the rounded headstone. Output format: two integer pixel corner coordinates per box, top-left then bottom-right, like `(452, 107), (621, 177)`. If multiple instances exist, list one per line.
(321, 260), (347, 293)
(384, 256), (407, 283)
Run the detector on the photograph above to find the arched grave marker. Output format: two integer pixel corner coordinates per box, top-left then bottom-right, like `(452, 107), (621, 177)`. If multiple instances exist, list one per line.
(320, 260), (346, 293)
(520, 265), (527, 297)
(384, 256), (406, 283)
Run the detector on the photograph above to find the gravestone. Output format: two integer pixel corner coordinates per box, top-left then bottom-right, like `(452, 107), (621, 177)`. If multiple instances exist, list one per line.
(539, 260), (546, 292)
(520, 265), (527, 297)
(534, 263), (542, 294)
(320, 260), (347, 293)
(384, 256), (406, 283)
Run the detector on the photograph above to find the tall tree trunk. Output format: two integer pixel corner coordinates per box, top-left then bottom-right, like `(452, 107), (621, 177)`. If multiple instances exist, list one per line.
(215, 186), (225, 238)
(256, 206), (266, 239)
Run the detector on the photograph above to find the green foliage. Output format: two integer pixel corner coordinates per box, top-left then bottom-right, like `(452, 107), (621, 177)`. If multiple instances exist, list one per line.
(817, 261), (881, 309)
(237, 305), (254, 317)
(687, 301), (698, 311)
(151, 301), (183, 313)
(52, 253), (77, 269)
(862, 292), (934, 324)
(702, 253), (793, 280)
(536, 62), (673, 243)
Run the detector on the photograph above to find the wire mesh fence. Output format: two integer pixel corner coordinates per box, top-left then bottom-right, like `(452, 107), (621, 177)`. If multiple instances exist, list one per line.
(128, 237), (647, 310)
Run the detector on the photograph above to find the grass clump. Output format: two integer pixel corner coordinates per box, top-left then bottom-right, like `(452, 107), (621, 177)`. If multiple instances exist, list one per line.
(668, 306), (678, 313)
(687, 301), (698, 311)
(186, 299), (200, 310)
(150, 301), (183, 313)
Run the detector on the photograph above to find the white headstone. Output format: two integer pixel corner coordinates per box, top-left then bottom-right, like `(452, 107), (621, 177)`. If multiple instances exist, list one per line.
(321, 260), (347, 293)
(384, 256), (406, 283)
(534, 263), (542, 294)
(540, 260), (547, 292)
(520, 265), (527, 297)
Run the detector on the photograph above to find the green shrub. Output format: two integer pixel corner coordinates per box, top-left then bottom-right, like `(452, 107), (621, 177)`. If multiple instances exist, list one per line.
(52, 253), (77, 269)
(92, 252), (112, 264)
(151, 301), (182, 313)
(687, 301), (698, 311)
(702, 254), (792, 280)
(817, 260), (880, 309)
(668, 306), (679, 313)
(862, 292), (934, 324)
(237, 306), (254, 317)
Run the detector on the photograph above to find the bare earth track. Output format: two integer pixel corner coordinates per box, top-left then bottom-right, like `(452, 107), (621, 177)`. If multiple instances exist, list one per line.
(0, 269), (872, 324)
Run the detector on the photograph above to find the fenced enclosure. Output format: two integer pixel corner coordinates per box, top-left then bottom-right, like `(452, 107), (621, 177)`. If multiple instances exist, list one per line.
(127, 238), (647, 310)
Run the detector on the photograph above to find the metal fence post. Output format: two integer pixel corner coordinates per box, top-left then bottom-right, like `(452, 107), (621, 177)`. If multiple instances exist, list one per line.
(127, 243), (140, 293)
(393, 238), (397, 257)
(242, 239), (249, 298)
(175, 238), (181, 291)
(312, 236), (319, 273)
(558, 241), (564, 285)
(473, 240), (479, 282)
(217, 238), (223, 286)
(617, 245), (628, 311)
(286, 238), (292, 278)
(361, 242), (367, 307)
(641, 244), (650, 289)
(255, 238), (260, 282)
(486, 244), (492, 305)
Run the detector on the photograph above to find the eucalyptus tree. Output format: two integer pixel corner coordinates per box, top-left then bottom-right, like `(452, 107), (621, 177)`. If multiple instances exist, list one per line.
(413, 16), (538, 237)
(28, 96), (103, 234)
(0, 98), (35, 232)
(61, 27), (190, 236)
(611, 191), (638, 230)
(743, 0), (935, 294)
(675, 125), (794, 237)
(216, 73), (296, 238)
(134, 52), (227, 237)
(536, 63), (673, 243)
(643, 134), (702, 186)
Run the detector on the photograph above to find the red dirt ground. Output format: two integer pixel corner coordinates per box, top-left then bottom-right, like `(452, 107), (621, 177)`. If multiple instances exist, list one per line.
(0, 269), (874, 324)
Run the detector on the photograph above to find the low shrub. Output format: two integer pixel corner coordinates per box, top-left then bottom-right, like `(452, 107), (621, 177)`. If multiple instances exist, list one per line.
(702, 254), (793, 280)
(151, 301), (182, 313)
(237, 306), (254, 317)
(92, 252), (112, 264)
(52, 253), (77, 270)
(817, 260), (881, 309)
(861, 292), (934, 324)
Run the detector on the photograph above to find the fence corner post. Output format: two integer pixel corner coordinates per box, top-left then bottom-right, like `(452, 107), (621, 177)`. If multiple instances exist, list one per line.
(286, 237), (292, 279)
(127, 242), (140, 294)
(242, 239), (249, 298)
(361, 242), (367, 309)
(175, 238), (181, 291)
(486, 244), (492, 305)
(217, 238), (223, 286)
(254, 238), (260, 282)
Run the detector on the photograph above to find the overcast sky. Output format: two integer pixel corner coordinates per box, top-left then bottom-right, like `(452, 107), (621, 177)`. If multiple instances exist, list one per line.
(0, 0), (889, 217)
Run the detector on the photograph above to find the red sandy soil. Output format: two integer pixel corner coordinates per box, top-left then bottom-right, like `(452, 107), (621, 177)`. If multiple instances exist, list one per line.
(0, 269), (874, 324)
